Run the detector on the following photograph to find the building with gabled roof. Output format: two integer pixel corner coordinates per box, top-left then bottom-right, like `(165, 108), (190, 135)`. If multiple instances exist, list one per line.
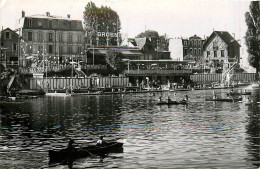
(0, 28), (19, 68)
(203, 31), (241, 71)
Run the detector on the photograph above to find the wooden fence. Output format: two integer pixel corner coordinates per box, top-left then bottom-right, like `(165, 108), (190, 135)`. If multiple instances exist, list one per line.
(27, 76), (129, 90)
(190, 73), (256, 84)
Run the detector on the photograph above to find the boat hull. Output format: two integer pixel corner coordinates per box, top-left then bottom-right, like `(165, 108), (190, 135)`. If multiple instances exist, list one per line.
(157, 101), (187, 105)
(49, 142), (123, 163)
(205, 98), (242, 102)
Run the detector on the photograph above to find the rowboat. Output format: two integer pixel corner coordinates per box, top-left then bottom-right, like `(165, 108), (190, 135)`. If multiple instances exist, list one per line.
(157, 100), (188, 105)
(205, 98), (242, 102)
(227, 92), (252, 96)
(49, 141), (123, 163)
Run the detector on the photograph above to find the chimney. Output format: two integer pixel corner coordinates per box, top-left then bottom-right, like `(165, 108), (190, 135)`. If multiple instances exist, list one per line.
(22, 10), (25, 17)
(46, 12), (50, 17)
(67, 14), (70, 18)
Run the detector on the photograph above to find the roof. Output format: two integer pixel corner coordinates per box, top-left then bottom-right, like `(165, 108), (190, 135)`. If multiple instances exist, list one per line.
(26, 14), (81, 21)
(203, 31), (241, 49)
(1, 28), (19, 36)
(134, 38), (147, 50)
(88, 48), (143, 56)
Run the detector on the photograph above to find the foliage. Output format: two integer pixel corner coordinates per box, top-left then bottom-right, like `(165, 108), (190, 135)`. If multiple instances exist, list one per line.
(105, 49), (126, 74)
(245, 1), (260, 73)
(83, 1), (122, 46)
(136, 30), (169, 51)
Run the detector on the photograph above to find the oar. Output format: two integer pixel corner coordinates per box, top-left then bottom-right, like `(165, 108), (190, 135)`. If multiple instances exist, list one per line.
(74, 141), (97, 158)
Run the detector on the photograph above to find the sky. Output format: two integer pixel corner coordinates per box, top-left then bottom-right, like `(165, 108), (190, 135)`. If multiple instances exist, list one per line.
(0, 0), (253, 69)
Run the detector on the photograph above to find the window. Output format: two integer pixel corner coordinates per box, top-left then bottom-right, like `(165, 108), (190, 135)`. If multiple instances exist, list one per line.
(184, 48), (188, 55)
(214, 51), (217, 57)
(49, 20), (52, 28)
(38, 45), (43, 53)
(221, 50), (225, 57)
(207, 51), (210, 57)
(194, 48), (197, 55)
(38, 32), (43, 42)
(13, 44), (17, 51)
(68, 34), (73, 43)
(38, 20), (42, 27)
(59, 46), (62, 54)
(49, 45), (53, 53)
(5, 32), (10, 39)
(78, 35), (81, 43)
(28, 45), (33, 54)
(194, 40), (197, 47)
(184, 41), (187, 46)
(198, 48), (201, 55)
(68, 45), (72, 54)
(58, 34), (62, 42)
(190, 48), (193, 54)
(213, 42), (218, 47)
(28, 32), (33, 41)
(78, 46), (82, 54)
(213, 42), (218, 50)
(49, 33), (53, 42)
(28, 19), (32, 27)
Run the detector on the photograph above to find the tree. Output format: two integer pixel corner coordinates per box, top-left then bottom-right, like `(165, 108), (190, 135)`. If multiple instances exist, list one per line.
(245, 1), (260, 77)
(105, 49), (126, 75)
(83, 1), (122, 46)
(136, 30), (169, 51)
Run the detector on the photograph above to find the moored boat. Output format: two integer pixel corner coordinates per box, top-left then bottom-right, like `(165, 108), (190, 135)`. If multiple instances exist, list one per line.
(49, 141), (123, 163)
(157, 100), (188, 105)
(205, 97), (242, 102)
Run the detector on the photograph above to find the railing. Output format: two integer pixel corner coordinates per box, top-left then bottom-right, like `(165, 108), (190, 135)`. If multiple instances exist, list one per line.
(124, 69), (192, 75)
(19, 65), (108, 74)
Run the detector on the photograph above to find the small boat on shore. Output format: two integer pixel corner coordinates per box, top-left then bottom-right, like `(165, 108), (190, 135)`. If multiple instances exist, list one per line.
(49, 141), (123, 163)
(205, 97), (242, 102)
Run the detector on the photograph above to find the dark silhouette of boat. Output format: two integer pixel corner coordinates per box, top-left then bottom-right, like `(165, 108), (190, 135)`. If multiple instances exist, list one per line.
(157, 100), (188, 105)
(49, 141), (123, 163)
(205, 97), (242, 102)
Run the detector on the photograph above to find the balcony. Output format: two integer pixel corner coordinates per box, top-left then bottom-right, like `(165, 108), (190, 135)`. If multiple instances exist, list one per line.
(124, 69), (192, 75)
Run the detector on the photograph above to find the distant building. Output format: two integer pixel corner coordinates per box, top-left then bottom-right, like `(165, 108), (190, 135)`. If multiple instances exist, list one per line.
(17, 11), (85, 67)
(86, 46), (143, 65)
(0, 28), (19, 68)
(182, 35), (205, 63)
(203, 31), (241, 69)
(169, 38), (183, 61)
(169, 35), (205, 62)
(128, 37), (171, 60)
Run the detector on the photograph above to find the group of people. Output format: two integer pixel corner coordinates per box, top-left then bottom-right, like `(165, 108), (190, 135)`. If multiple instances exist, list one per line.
(66, 135), (106, 152)
(158, 95), (189, 103)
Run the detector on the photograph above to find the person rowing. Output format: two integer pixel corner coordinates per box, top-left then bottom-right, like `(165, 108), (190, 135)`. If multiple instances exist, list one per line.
(182, 95), (188, 102)
(158, 96), (163, 102)
(67, 138), (76, 152)
(97, 135), (107, 146)
(168, 96), (172, 103)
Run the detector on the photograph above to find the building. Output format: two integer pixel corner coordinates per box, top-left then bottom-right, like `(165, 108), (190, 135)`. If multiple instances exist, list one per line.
(0, 28), (19, 68)
(169, 38), (183, 61)
(128, 37), (171, 60)
(203, 31), (241, 70)
(182, 35), (205, 63)
(86, 46), (144, 65)
(17, 11), (85, 68)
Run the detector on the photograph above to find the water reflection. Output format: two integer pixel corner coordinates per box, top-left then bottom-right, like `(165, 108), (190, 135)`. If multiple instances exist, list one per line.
(245, 89), (260, 167)
(0, 89), (259, 168)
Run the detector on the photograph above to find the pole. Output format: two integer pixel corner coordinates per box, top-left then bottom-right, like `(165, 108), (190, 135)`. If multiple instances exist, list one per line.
(93, 46), (94, 65)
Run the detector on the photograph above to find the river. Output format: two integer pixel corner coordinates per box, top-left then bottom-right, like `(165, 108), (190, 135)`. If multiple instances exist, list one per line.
(0, 87), (259, 168)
